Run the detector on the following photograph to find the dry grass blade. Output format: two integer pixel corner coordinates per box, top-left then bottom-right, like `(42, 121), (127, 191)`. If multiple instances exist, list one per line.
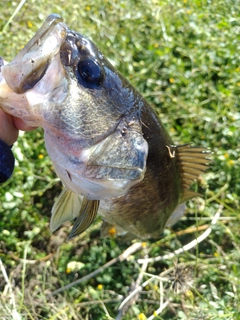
(116, 245), (149, 320)
(2, 0), (27, 33)
(0, 258), (21, 319)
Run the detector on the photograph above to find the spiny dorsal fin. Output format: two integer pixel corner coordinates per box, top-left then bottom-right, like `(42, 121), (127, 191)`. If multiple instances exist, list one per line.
(68, 198), (100, 240)
(175, 144), (211, 202)
(50, 187), (83, 232)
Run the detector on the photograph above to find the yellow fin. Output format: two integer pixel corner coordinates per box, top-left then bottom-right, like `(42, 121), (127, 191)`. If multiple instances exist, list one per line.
(68, 198), (100, 240)
(175, 144), (211, 202)
(50, 187), (83, 232)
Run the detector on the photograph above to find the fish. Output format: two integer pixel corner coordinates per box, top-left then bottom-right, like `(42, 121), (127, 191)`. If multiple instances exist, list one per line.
(0, 14), (210, 240)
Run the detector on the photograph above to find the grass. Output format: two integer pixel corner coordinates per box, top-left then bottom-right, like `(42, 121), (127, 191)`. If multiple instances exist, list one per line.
(0, 0), (240, 319)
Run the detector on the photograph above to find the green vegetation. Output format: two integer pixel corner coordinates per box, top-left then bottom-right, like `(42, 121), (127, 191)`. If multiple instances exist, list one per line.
(0, 0), (239, 319)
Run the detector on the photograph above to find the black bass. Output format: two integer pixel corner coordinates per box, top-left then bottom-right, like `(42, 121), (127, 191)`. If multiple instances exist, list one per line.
(0, 15), (209, 240)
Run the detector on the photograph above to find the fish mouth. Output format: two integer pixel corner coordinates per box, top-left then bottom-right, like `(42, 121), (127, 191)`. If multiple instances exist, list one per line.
(1, 14), (67, 94)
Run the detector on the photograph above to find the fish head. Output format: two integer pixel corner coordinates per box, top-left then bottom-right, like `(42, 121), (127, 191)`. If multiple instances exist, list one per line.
(0, 14), (148, 200)
(0, 14), (67, 125)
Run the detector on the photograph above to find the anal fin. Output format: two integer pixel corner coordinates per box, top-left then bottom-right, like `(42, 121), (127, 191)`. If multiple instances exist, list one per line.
(166, 203), (186, 227)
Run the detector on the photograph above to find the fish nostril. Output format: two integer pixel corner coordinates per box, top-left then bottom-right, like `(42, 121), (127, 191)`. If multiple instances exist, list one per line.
(121, 128), (127, 137)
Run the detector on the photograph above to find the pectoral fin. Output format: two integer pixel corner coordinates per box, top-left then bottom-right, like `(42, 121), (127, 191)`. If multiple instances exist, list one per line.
(175, 144), (211, 202)
(68, 198), (100, 240)
(50, 187), (83, 232)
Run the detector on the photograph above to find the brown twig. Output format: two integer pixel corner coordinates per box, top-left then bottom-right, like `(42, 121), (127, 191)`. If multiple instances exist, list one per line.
(174, 224), (209, 236)
(8, 252), (55, 264)
(175, 218), (230, 237)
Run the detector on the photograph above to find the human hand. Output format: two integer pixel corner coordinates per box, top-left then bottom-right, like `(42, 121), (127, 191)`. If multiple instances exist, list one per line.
(0, 109), (35, 145)
(0, 109), (36, 183)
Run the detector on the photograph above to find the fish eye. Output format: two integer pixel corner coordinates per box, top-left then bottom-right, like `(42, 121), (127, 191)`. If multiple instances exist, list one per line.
(77, 59), (104, 87)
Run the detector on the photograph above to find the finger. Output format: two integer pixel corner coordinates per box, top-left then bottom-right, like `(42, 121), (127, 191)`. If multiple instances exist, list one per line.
(0, 109), (18, 145)
(13, 117), (38, 131)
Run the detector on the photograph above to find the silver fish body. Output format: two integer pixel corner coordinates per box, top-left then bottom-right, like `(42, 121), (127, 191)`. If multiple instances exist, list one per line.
(0, 15), (209, 240)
